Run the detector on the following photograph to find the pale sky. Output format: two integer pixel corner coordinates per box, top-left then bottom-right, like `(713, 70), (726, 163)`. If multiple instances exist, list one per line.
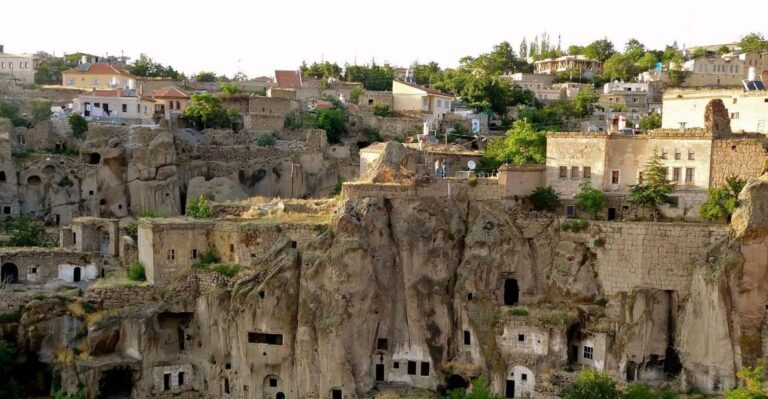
(2, 0), (765, 78)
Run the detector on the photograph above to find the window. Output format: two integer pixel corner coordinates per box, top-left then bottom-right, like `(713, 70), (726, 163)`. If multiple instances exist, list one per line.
(582, 166), (591, 179)
(638, 171), (644, 185)
(368, 99), (374, 105)
(247, 332), (283, 345)
(668, 196), (679, 209)
(464, 331), (471, 345)
(688, 152), (695, 160)
(632, 97), (638, 103)
(377, 338), (388, 350)
(420, 362), (430, 376)
(407, 361), (417, 375)
(67, 78), (75, 85)
(92, 79), (99, 86)
(733, 98), (738, 105)
(230, 244), (235, 253)
(571, 166), (579, 179)
(0, 171), (5, 182)
(445, 101), (451, 109)
(583, 346), (594, 360)
(559, 166), (568, 179)
(163, 373), (171, 391)
(672, 167), (681, 182)
(192, 249), (198, 259)
(437, 99), (442, 108)
(137, 104), (141, 113)
(269, 378), (277, 387)
(122, 104), (127, 113)
(224, 378), (230, 394)
(566, 205), (575, 217)
(731, 112), (740, 119)
(168, 249), (176, 261)
(393, 361), (399, 369)
(674, 150), (681, 160)
(611, 171), (619, 184)
(178, 372), (185, 386)
(685, 168), (695, 183)
(518, 334), (525, 342)
(522, 373), (528, 381)
(3, 207), (9, 215)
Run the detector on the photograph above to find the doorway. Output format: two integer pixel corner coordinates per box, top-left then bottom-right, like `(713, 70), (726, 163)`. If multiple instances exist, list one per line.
(608, 208), (616, 221)
(505, 379), (515, 398)
(375, 364), (384, 382)
(1, 263), (18, 284)
(73, 267), (82, 283)
(504, 278), (519, 306)
(100, 231), (111, 257)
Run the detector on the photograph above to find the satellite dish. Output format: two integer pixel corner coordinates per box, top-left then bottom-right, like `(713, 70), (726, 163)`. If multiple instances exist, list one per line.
(467, 160), (476, 170)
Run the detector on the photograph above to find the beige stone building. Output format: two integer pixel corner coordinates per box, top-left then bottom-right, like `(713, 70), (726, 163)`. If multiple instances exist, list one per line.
(533, 55), (602, 78)
(152, 86), (191, 121)
(0, 45), (37, 87)
(392, 81), (453, 127)
(62, 63), (136, 90)
(74, 89), (156, 123)
(662, 89), (768, 133)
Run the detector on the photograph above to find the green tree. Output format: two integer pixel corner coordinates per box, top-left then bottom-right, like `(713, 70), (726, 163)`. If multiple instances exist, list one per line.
(187, 195), (214, 219)
(301, 61), (343, 79)
(629, 151), (676, 221)
(739, 33), (768, 53)
(129, 54), (183, 80)
(575, 181), (608, 219)
(412, 61), (443, 85)
(219, 83), (242, 95)
(35, 54), (80, 85)
(700, 176), (747, 222)
(530, 186), (561, 212)
(560, 369), (619, 399)
(257, 133), (276, 147)
(638, 113), (662, 130)
(32, 100), (52, 123)
(568, 45), (585, 55)
(584, 38), (616, 62)
(349, 86), (363, 104)
(183, 93), (238, 130)
(668, 53), (690, 87)
(572, 89), (599, 118)
(603, 53), (640, 81)
(483, 120), (546, 167)
(624, 38), (646, 61)
(69, 114), (88, 138)
(717, 45), (732, 55)
(0, 101), (30, 128)
(372, 104), (393, 117)
(194, 71), (217, 82)
(344, 63), (395, 91)
(725, 366), (768, 399)
(315, 108), (347, 144)
(691, 48), (708, 59)
(635, 52), (660, 72)
(5, 214), (53, 247)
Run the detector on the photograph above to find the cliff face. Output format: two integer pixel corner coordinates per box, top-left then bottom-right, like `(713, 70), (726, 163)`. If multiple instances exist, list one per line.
(8, 177), (768, 398)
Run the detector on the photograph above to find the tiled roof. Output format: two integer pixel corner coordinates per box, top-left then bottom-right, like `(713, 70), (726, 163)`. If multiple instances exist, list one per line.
(275, 70), (302, 89)
(90, 90), (120, 97)
(63, 63), (133, 76)
(153, 86), (190, 99)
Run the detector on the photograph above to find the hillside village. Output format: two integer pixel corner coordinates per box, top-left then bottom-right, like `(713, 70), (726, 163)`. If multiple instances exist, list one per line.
(0, 32), (767, 399)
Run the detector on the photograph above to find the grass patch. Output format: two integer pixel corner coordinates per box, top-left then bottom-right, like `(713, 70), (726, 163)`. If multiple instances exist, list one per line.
(128, 262), (146, 282)
(561, 219), (589, 232)
(593, 237), (605, 248)
(91, 277), (144, 289)
(508, 307), (529, 316)
(211, 264), (241, 277)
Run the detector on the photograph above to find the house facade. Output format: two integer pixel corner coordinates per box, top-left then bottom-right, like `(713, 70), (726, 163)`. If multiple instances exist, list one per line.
(0, 45), (37, 87)
(661, 89), (768, 134)
(62, 63), (136, 90)
(392, 81), (453, 127)
(152, 86), (191, 121)
(533, 55), (602, 78)
(74, 89), (155, 123)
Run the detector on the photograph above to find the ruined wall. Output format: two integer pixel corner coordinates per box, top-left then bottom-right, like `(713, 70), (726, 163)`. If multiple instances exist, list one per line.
(360, 114), (422, 134)
(342, 179), (505, 201)
(710, 137), (768, 187)
(244, 114), (285, 131)
(562, 221), (730, 295)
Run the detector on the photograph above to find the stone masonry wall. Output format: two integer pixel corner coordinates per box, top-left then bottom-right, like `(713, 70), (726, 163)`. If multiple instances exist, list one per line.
(710, 138), (767, 188)
(563, 220), (730, 295)
(84, 285), (159, 309)
(342, 178), (504, 201)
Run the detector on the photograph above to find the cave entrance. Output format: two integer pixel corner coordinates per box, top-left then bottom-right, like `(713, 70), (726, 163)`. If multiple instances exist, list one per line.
(1, 263), (18, 284)
(73, 267), (82, 283)
(446, 374), (469, 391)
(375, 364), (384, 382)
(608, 207), (616, 221)
(16, 359), (52, 396)
(98, 369), (133, 398)
(332, 389), (342, 399)
(503, 278), (519, 306)
(505, 379), (515, 398)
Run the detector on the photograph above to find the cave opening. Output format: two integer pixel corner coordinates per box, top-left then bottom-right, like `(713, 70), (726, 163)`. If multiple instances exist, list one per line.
(98, 369), (133, 398)
(503, 278), (519, 306)
(445, 374), (469, 391)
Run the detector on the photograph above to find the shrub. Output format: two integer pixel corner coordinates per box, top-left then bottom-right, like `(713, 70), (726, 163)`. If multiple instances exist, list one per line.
(284, 112), (303, 130)
(211, 264), (241, 277)
(6, 214), (53, 247)
(257, 133), (276, 147)
(32, 100), (52, 123)
(593, 238), (606, 248)
(124, 222), (138, 237)
(595, 298), (608, 307)
(219, 83), (242, 95)
(638, 113), (662, 131)
(13, 147), (35, 161)
(0, 309), (21, 323)
(315, 108), (347, 144)
(332, 182), (342, 196)
(372, 104), (393, 117)
(349, 86), (363, 104)
(69, 114), (88, 138)
(364, 127), (381, 143)
(509, 307), (529, 316)
(574, 181), (607, 219)
(193, 248), (221, 269)
(187, 195), (213, 219)
(468, 178), (479, 187)
(128, 263), (146, 282)
(530, 186), (561, 212)
(560, 369), (619, 399)
(561, 219), (589, 232)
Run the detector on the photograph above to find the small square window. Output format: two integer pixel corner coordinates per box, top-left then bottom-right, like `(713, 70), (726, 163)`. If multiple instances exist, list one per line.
(518, 334), (525, 342)
(420, 362), (430, 376)
(522, 373), (528, 381)
(407, 361), (417, 375)
(3, 206), (10, 214)
(225, 363), (231, 370)
(559, 166), (568, 179)
(393, 361), (399, 369)
(582, 166), (591, 179)
(377, 338), (388, 350)
(584, 346), (594, 360)
(688, 152), (695, 160)
(566, 205), (575, 218)
(674, 151), (681, 160)
(269, 378), (277, 387)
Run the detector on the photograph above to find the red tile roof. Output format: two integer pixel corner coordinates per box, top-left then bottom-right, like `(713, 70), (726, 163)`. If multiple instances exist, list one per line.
(90, 89), (120, 97)
(63, 63), (133, 76)
(153, 86), (190, 99)
(275, 70), (302, 89)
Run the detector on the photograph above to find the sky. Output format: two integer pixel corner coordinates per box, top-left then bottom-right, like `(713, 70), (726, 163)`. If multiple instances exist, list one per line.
(2, 0), (766, 78)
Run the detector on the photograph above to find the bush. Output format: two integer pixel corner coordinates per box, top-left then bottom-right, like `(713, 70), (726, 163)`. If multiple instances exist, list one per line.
(638, 113), (662, 131)
(593, 238), (606, 248)
(32, 100), (52, 123)
(595, 298), (608, 307)
(193, 248), (221, 269)
(69, 114), (88, 138)
(561, 219), (589, 232)
(509, 307), (530, 316)
(349, 87), (363, 104)
(284, 112), (303, 130)
(219, 83), (242, 95)
(124, 222), (138, 237)
(530, 186), (561, 212)
(364, 127), (381, 143)
(315, 108), (347, 144)
(12, 147), (35, 161)
(574, 181), (607, 219)
(211, 264), (241, 277)
(5, 214), (53, 247)
(332, 182), (343, 196)
(257, 133), (276, 147)
(187, 195), (213, 219)
(372, 104), (393, 117)
(560, 369), (619, 399)
(128, 263), (146, 282)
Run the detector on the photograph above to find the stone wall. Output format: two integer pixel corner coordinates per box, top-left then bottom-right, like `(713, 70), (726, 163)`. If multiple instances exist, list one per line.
(710, 137), (768, 187)
(244, 114), (284, 132)
(358, 92), (394, 112)
(562, 220), (730, 295)
(84, 285), (159, 309)
(360, 114), (422, 134)
(342, 178), (504, 201)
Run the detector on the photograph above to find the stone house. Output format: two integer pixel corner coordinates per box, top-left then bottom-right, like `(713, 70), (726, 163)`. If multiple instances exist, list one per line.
(60, 217), (120, 258)
(392, 81), (453, 128)
(533, 55), (602, 78)
(662, 88), (768, 134)
(358, 91), (394, 112)
(62, 63), (137, 90)
(0, 44), (37, 87)
(0, 247), (96, 285)
(0, 132), (19, 221)
(74, 89), (155, 123)
(152, 86), (191, 122)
